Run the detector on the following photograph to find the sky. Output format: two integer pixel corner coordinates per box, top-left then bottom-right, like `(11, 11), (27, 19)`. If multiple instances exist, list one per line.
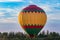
(0, 0), (60, 33)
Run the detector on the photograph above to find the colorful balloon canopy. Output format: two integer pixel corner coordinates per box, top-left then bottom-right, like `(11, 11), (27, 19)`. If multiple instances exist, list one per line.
(18, 5), (47, 38)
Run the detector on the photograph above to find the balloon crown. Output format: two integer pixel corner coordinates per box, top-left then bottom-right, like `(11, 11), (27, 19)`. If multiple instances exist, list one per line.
(22, 5), (45, 13)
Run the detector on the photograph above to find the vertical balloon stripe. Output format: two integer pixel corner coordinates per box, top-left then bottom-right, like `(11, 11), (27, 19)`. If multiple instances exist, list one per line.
(34, 12), (36, 24)
(29, 12), (32, 24)
(29, 12), (33, 24)
(41, 12), (47, 25)
(18, 12), (23, 26)
(26, 13), (28, 25)
(28, 12), (31, 25)
(21, 12), (25, 25)
(33, 12), (34, 24)
(27, 12), (29, 25)
(37, 12), (40, 25)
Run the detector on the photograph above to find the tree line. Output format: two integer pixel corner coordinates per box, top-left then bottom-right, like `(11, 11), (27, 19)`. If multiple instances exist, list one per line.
(0, 30), (60, 40)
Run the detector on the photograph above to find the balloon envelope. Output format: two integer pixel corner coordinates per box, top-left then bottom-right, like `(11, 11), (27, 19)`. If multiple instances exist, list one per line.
(18, 5), (47, 38)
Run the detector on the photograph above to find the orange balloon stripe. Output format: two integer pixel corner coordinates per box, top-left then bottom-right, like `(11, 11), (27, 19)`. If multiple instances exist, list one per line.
(18, 12), (47, 26)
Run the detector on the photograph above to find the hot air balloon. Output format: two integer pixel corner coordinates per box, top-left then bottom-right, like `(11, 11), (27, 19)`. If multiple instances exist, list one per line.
(18, 5), (47, 38)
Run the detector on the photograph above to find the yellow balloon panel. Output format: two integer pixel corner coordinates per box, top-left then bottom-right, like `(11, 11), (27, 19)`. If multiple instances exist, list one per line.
(18, 12), (47, 26)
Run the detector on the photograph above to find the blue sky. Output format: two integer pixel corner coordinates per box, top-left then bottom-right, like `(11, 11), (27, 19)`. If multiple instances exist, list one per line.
(0, 0), (60, 33)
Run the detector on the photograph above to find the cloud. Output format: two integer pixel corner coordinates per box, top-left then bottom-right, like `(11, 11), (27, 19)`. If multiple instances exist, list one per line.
(29, 0), (34, 4)
(0, 8), (19, 13)
(40, 5), (51, 12)
(0, 17), (17, 23)
(56, 3), (60, 7)
(0, 8), (20, 17)
(0, 12), (5, 16)
(47, 13), (60, 21)
(36, 1), (60, 13)
(0, 8), (19, 23)
(0, 22), (24, 32)
(0, 6), (27, 23)
(0, 0), (24, 2)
